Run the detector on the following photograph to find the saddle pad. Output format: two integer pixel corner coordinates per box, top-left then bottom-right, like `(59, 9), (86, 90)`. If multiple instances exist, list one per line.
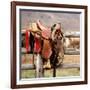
(25, 31), (30, 52)
(34, 38), (41, 53)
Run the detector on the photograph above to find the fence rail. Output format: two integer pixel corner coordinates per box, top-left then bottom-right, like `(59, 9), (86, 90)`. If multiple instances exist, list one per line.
(21, 48), (80, 55)
(64, 48), (80, 55)
(21, 63), (80, 70)
(64, 32), (80, 37)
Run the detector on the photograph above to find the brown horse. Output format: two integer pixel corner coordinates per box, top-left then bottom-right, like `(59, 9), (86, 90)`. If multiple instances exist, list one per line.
(64, 37), (80, 50)
(40, 23), (64, 68)
(50, 23), (64, 67)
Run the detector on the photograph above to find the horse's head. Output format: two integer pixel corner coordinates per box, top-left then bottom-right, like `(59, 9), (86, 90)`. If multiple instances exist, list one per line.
(51, 23), (63, 41)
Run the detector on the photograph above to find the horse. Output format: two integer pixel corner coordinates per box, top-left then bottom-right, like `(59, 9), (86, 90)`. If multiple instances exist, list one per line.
(64, 37), (80, 50)
(50, 23), (64, 68)
(40, 23), (64, 68)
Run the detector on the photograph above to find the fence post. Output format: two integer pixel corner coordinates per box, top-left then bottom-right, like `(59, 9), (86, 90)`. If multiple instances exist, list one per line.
(36, 53), (44, 77)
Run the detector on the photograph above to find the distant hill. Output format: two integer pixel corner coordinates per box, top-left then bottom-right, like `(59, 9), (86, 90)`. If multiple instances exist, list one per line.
(20, 10), (80, 32)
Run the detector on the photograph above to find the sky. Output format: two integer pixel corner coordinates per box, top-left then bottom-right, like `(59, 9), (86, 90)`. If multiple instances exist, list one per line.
(20, 9), (80, 32)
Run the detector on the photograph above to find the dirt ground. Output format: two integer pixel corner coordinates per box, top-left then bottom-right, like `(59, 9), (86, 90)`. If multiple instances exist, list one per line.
(63, 55), (80, 64)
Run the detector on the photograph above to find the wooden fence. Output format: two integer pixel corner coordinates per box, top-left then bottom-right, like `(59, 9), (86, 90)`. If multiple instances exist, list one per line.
(21, 63), (80, 70)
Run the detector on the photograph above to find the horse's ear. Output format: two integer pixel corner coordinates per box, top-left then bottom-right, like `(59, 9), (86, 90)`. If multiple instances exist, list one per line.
(53, 24), (56, 27)
(61, 32), (64, 37)
(51, 24), (56, 31)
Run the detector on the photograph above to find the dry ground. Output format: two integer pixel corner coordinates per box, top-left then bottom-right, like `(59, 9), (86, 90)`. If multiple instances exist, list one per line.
(63, 55), (80, 64)
(21, 54), (80, 64)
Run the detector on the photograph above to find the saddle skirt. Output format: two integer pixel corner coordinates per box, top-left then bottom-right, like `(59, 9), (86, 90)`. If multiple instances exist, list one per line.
(34, 38), (52, 59)
(42, 40), (52, 59)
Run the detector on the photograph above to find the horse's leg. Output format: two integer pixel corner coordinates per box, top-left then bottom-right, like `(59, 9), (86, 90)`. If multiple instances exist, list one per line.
(52, 54), (57, 77)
